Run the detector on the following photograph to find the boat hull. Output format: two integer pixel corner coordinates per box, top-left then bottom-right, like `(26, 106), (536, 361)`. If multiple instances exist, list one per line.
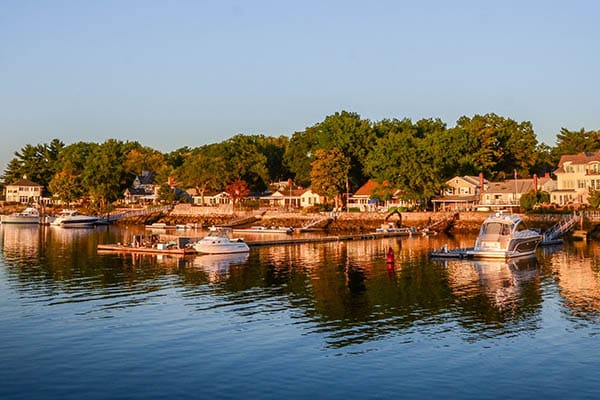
(1, 216), (40, 224)
(466, 235), (542, 259)
(51, 218), (98, 228)
(194, 242), (250, 254)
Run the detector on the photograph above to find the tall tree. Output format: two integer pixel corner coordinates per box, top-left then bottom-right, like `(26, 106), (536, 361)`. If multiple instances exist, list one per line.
(175, 153), (229, 204)
(81, 140), (130, 208)
(2, 139), (64, 186)
(310, 148), (350, 210)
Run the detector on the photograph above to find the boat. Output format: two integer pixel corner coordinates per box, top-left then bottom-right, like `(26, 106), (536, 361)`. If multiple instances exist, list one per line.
(192, 227), (250, 254)
(375, 222), (414, 235)
(1, 207), (41, 224)
(50, 209), (98, 228)
(465, 212), (542, 259)
(233, 225), (294, 234)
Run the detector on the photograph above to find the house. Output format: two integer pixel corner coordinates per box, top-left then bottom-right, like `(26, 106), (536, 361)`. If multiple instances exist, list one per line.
(432, 175), (487, 212)
(4, 178), (43, 204)
(347, 180), (416, 212)
(191, 191), (232, 206)
(480, 174), (555, 210)
(552, 152), (600, 206)
(347, 180), (384, 211)
(123, 171), (158, 204)
(262, 188), (324, 209)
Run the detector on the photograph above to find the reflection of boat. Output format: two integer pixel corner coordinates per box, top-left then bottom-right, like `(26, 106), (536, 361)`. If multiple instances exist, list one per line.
(466, 212), (541, 259)
(192, 252), (249, 282)
(1, 207), (40, 224)
(192, 227), (250, 254)
(233, 226), (294, 234)
(194, 252), (249, 269)
(50, 209), (98, 228)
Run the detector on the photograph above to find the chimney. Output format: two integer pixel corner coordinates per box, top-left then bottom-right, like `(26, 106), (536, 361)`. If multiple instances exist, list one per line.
(545, 172), (550, 179)
(533, 174), (538, 194)
(479, 172), (484, 202)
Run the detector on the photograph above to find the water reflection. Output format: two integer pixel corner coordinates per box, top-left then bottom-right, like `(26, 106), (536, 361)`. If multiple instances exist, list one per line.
(2, 224), (600, 348)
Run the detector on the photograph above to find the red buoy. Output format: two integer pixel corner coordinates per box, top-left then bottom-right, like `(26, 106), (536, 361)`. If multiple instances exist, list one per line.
(386, 247), (395, 265)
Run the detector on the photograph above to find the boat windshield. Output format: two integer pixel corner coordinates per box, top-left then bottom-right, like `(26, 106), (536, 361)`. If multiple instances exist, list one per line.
(482, 222), (512, 236)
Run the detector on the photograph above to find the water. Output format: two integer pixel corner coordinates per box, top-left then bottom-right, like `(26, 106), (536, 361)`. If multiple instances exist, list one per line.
(1, 225), (599, 399)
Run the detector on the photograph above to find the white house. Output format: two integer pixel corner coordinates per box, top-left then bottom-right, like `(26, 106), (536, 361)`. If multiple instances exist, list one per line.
(5, 178), (43, 204)
(552, 152), (600, 206)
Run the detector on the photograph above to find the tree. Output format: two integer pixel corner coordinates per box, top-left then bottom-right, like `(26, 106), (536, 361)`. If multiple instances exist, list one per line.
(520, 190), (550, 212)
(206, 135), (270, 192)
(2, 139), (64, 186)
(81, 140), (130, 209)
(365, 120), (445, 205)
(48, 170), (83, 204)
(175, 153), (229, 205)
(225, 179), (250, 208)
(310, 148), (350, 210)
(124, 146), (166, 177)
(588, 189), (600, 209)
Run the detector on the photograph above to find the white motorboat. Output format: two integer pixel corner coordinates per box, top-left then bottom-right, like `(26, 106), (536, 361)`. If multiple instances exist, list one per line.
(1, 207), (41, 224)
(50, 209), (98, 228)
(193, 227), (250, 254)
(466, 212), (542, 259)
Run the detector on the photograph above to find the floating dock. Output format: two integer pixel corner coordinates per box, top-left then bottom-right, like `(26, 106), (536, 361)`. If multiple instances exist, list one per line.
(97, 231), (410, 255)
(97, 244), (196, 255)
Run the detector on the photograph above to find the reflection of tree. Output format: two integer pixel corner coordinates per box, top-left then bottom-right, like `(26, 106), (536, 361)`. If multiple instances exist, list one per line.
(2, 228), (548, 348)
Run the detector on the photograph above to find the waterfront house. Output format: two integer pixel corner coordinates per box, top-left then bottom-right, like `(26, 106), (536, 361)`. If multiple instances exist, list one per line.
(262, 188), (324, 209)
(431, 175), (487, 212)
(479, 174), (555, 210)
(347, 180), (416, 211)
(551, 152), (600, 206)
(191, 191), (232, 206)
(5, 178), (43, 204)
(123, 171), (158, 204)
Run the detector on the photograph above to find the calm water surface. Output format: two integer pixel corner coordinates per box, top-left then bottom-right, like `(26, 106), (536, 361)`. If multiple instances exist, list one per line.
(1, 225), (599, 399)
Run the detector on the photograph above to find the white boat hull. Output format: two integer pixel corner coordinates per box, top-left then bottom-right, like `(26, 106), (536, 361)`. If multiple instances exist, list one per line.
(194, 241), (250, 254)
(1, 215), (40, 224)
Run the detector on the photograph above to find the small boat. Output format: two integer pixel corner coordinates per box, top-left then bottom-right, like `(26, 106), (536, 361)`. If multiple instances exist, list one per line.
(233, 226), (294, 234)
(50, 209), (98, 228)
(465, 212), (542, 259)
(375, 222), (414, 235)
(193, 227), (250, 254)
(1, 207), (40, 224)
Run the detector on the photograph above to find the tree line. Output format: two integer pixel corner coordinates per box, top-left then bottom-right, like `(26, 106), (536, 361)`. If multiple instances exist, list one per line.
(1, 111), (598, 209)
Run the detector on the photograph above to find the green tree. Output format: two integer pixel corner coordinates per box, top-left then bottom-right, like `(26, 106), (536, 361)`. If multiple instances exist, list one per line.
(2, 139), (64, 187)
(520, 190), (550, 212)
(81, 140), (130, 209)
(310, 148), (350, 210)
(175, 153), (229, 204)
(588, 189), (600, 209)
(207, 135), (270, 192)
(365, 120), (445, 205)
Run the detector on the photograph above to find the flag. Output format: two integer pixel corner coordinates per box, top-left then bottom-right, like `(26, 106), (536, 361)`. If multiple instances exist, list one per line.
(514, 169), (517, 180)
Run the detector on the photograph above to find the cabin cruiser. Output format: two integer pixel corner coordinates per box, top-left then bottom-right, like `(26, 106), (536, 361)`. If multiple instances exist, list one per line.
(193, 227), (250, 254)
(1, 207), (41, 224)
(466, 212), (542, 259)
(50, 209), (98, 228)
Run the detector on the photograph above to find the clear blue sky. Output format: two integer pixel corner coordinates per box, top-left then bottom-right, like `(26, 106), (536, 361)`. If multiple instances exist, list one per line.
(1, 0), (599, 174)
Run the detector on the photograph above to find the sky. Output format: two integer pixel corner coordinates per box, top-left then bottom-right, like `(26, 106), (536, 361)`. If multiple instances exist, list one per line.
(1, 0), (599, 174)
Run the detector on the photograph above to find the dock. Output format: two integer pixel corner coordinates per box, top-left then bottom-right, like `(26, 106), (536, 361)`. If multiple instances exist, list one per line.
(97, 244), (196, 255)
(96, 231), (410, 255)
(245, 231), (409, 248)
